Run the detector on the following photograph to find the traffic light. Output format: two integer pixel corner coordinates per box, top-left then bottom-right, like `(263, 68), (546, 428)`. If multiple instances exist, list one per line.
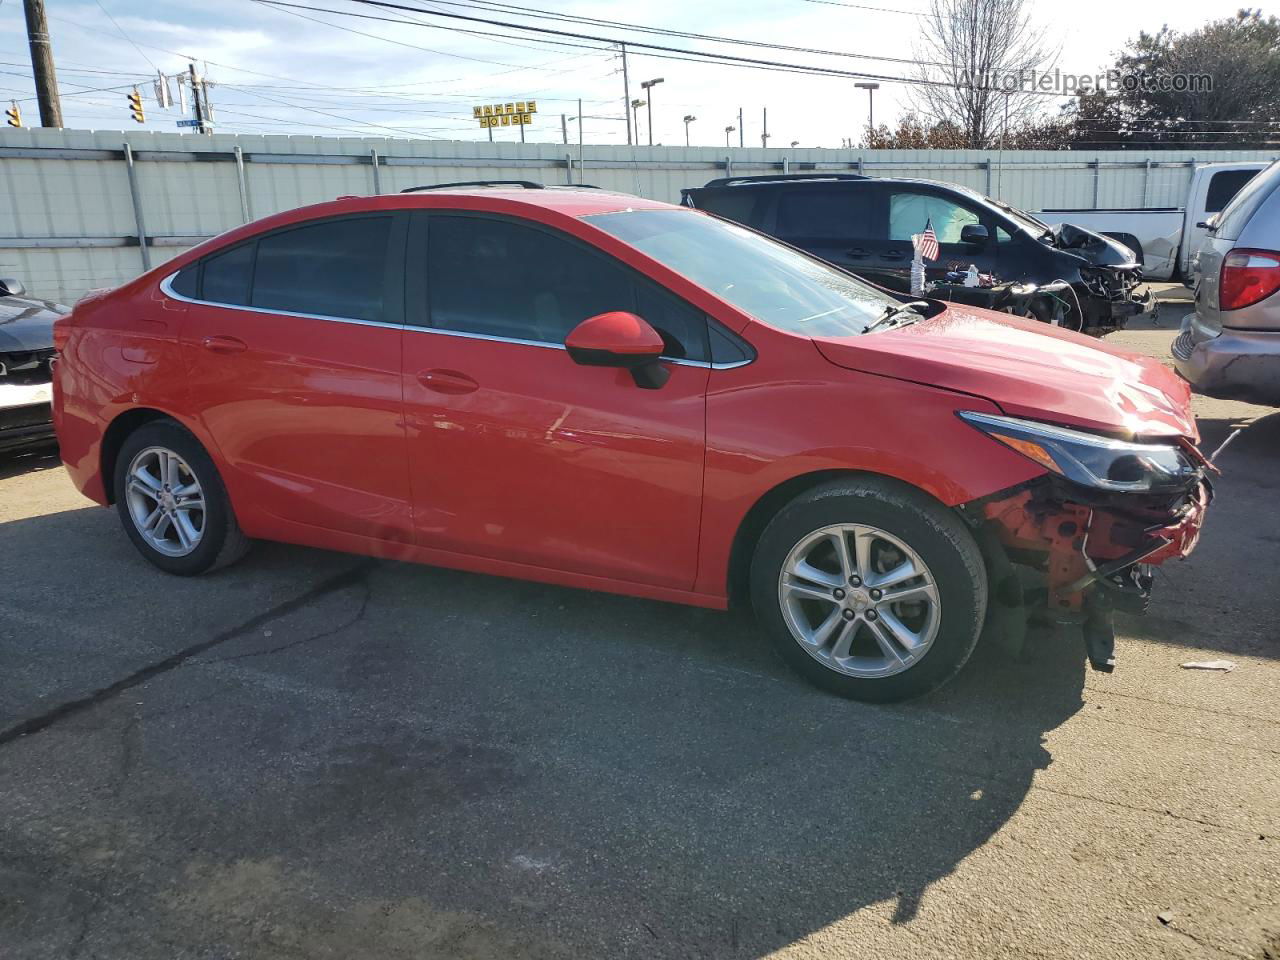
(5, 101), (20, 128)
(127, 88), (145, 124)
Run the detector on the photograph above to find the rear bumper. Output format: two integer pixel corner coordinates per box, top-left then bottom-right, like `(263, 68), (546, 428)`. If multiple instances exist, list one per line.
(1172, 312), (1280, 405)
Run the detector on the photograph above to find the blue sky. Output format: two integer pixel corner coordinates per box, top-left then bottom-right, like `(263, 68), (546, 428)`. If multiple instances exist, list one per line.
(0, 0), (1231, 147)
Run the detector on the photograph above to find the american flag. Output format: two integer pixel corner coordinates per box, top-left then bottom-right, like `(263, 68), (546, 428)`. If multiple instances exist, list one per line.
(914, 218), (939, 262)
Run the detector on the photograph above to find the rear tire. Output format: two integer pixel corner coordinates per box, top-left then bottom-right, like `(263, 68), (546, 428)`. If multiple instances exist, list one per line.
(113, 420), (251, 575)
(750, 477), (987, 702)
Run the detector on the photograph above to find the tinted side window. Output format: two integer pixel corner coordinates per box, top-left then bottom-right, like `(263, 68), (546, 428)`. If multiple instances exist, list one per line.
(694, 190), (764, 229)
(170, 263), (199, 299)
(888, 191), (981, 244)
(709, 322), (754, 365)
(424, 215), (708, 361)
(1205, 169), (1257, 214)
(775, 187), (879, 241)
(252, 217), (391, 322)
(200, 243), (253, 306)
(1216, 161), (1280, 239)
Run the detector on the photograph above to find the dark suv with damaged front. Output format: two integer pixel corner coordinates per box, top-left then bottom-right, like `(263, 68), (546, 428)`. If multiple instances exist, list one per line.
(682, 174), (1153, 334)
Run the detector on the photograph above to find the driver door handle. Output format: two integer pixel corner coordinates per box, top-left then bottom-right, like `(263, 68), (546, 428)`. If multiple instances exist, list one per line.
(417, 369), (479, 394)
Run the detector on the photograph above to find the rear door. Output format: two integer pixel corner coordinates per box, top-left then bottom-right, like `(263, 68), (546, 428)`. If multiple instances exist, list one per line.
(399, 211), (709, 589)
(770, 184), (887, 279)
(176, 212), (414, 543)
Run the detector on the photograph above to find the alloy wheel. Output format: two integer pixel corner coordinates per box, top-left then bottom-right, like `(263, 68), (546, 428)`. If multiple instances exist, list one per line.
(124, 446), (206, 558)
(777, 523), (941, 678)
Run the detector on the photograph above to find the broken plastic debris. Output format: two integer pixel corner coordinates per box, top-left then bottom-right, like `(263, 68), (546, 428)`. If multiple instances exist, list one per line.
(1180, 660), (1235, 672)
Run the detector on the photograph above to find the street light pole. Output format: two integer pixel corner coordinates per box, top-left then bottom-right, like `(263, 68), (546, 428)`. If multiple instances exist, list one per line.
(855, 82), (879, 138)
(640, 77), (663, 147)
(631, 99), (646, 144)
(724, 124), (735, 148)
(683, 114), (696, 147)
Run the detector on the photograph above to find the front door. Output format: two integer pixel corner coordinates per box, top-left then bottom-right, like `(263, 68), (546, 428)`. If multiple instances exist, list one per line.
(882, 187), (999, 287)
(178, 212), (414, 543)
(400, 212), (708, 589)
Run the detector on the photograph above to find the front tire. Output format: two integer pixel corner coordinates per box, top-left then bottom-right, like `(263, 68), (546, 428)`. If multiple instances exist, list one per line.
(113, 420), (251, 575)
(751, 477), (987, 702)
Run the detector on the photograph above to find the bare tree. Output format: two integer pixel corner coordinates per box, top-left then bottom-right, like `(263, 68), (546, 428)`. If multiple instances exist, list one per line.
(910, 0), (1057, 148)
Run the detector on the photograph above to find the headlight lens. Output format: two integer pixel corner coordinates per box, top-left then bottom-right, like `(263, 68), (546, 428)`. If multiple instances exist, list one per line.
(959, 411), (1198, 493)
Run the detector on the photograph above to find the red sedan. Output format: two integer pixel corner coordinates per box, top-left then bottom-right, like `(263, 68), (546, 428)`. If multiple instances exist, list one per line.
(52, 183), (1210, 701)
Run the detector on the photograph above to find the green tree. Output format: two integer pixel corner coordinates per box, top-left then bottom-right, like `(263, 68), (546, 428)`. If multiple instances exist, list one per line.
(1105, 9), (1280, 148)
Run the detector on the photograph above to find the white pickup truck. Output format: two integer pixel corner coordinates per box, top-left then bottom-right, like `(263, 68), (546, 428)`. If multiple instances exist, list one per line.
(1033, 161), (1269, 282)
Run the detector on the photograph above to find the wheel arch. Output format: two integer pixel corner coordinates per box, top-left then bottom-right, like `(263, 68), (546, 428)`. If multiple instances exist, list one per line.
(100, 408), (184, 504)
(725, 468), (958, 609)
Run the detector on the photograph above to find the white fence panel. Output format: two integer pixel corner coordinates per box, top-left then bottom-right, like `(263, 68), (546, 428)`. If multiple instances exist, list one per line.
(1, 127), (1274, 305)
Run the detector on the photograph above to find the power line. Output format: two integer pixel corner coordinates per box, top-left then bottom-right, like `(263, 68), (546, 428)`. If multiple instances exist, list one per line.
(90, 0), (161, 72)
(253, 0), (991, 92)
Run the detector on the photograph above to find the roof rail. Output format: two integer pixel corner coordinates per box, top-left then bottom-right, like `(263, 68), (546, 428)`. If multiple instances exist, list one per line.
(401, 180), (545, 193)
(700, 173), (868, 188)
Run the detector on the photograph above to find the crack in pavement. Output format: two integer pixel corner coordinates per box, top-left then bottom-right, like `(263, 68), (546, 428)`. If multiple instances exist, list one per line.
(202, 575), (373, 665)
(0, 560), (377, 747)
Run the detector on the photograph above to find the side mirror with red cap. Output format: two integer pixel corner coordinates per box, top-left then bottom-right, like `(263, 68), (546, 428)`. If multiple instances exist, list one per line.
(564, 311), (670, 389)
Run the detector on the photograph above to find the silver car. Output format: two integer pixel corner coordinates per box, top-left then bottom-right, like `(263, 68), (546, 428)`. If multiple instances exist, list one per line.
(1174, 159), (1280, 405)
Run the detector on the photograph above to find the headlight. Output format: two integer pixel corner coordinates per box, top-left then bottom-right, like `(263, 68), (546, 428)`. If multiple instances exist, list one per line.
(958, 411), (1198, 493)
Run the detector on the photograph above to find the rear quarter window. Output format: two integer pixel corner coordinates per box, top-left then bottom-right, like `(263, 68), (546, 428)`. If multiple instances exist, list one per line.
(690, 190), (764, 229)
(1215, 161), (1280, 240)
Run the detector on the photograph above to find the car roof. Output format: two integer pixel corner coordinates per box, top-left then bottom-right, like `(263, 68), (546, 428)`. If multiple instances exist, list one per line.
(160, 187), (679, 273)
(392, 186), (672, 218)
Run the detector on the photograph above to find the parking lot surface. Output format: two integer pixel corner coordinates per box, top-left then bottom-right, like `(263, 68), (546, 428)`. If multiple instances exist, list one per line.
(2, 299), (1277, 959)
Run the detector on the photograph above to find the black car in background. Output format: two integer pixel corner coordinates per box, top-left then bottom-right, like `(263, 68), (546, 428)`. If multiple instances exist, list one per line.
(0, 278), (64, 454)
(681, 174), (1155, 334)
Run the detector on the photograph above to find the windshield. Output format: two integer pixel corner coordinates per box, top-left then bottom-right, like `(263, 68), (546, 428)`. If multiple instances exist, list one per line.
(584, 209), (900, 336)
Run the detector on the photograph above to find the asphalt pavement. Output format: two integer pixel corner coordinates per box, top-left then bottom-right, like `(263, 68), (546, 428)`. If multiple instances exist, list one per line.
(1, 295), (1277, 959)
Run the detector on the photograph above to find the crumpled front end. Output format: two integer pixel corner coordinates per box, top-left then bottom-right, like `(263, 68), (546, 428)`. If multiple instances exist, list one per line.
(956, 412), (1212, 672)
(965, 473), (1210, 671)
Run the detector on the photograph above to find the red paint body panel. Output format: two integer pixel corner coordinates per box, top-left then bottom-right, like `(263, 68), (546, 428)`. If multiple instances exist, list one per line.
(814, 307), (1199, 440)
(402, 332), (707, 589)
(52, 189), (1207, 612)
(178, 301), (413, 543)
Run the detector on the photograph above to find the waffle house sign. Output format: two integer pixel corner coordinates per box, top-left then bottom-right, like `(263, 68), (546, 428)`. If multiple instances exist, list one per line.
(475, 101), (538, 128)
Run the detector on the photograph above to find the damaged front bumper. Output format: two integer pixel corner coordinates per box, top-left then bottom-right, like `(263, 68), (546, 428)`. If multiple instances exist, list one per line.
(1078, 269), (1155, 331)
(964, 471), (1211, 672)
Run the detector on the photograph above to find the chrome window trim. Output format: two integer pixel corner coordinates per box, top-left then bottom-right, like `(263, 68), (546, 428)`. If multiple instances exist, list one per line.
(159, 271), (402, 331)
(161, 271), (753, 369)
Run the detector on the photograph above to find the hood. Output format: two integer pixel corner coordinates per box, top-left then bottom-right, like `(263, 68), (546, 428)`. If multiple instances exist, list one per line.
(0, 295), (66, 353)
(813, 305), (1197, 441)
(1050, 223), (1138, 268)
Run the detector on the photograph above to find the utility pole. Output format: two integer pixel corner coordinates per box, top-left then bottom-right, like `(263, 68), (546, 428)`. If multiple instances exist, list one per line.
(761, 107), (769, 148)
(620, 42), (632, 146)
(22, 0), (62, 127)
(737, 107), (744, 148)
(188, 63), (210, 135)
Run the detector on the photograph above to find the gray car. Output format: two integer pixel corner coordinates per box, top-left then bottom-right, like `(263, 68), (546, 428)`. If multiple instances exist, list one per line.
(1174, 159), (1280, 405)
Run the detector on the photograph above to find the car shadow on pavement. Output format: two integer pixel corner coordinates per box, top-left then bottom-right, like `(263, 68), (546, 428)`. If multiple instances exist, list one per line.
(0, 501), (1089, 957)
(0, 441), (60, 481)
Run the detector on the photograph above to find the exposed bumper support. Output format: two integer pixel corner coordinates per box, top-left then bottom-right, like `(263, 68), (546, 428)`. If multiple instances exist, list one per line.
(967, 476), (1211, 672)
